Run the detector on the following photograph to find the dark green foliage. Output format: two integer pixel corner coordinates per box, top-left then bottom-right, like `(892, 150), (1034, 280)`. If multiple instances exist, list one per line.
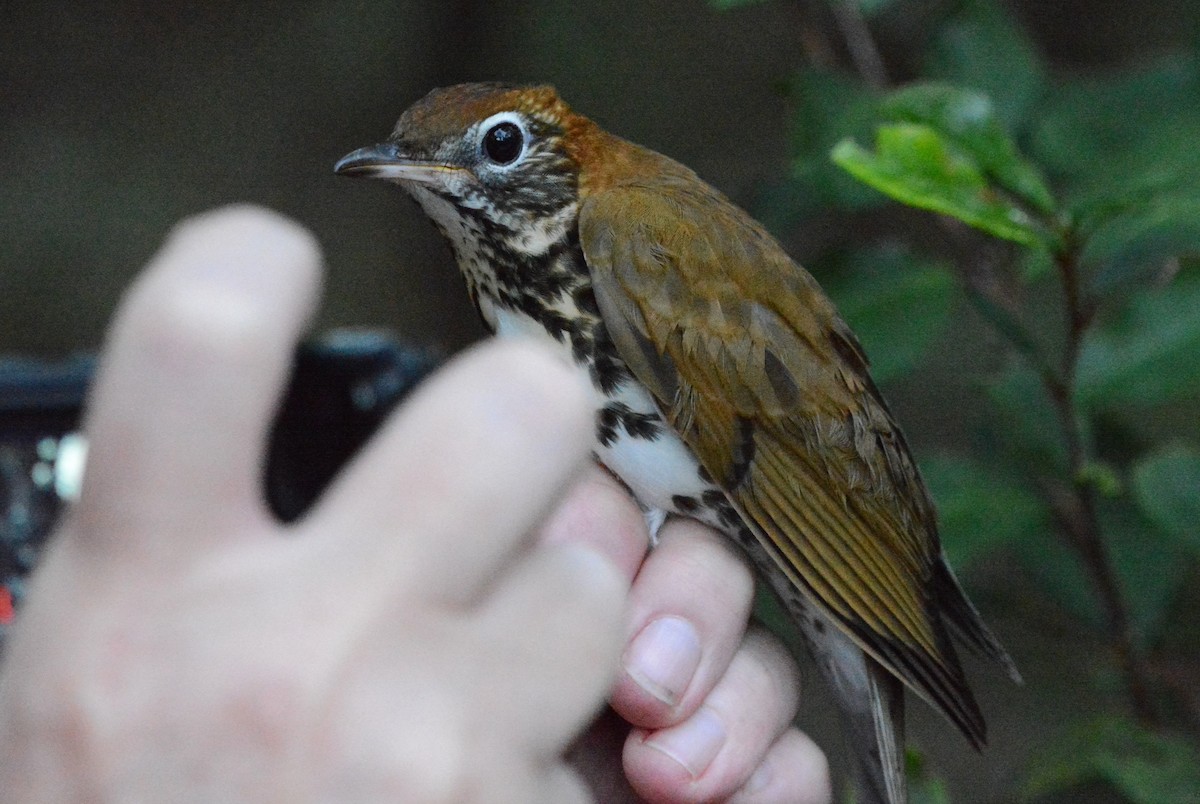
(922, 0), (1045, 129)
(787, 69), (888, 214)
(1132, 444), (1200, 558)
(1077, 268), (1200, 410)
(1025, 716), (1200, 804)
(716, 0), (1200, 798)
(822, 247), (956, 382)
(921, 453), (1048, 569)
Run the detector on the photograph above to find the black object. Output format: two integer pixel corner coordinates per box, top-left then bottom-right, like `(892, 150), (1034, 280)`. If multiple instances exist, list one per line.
(264, 331), (439, 522)
(0, 331), (439, 629)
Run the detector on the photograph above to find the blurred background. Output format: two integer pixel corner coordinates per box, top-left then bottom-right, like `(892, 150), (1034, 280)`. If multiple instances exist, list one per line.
(4, 2), (1199, 801)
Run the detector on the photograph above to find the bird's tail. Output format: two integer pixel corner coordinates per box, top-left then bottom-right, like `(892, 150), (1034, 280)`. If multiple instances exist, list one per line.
(796, 602), (907, 804)
(934, 557), (1023, 684)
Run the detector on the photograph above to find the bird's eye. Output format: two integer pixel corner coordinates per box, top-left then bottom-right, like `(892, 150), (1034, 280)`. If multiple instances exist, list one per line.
(482, 121), (524, 165)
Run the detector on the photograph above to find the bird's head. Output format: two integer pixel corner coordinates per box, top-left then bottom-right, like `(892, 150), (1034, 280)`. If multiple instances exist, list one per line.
(335, 83), (593, 238)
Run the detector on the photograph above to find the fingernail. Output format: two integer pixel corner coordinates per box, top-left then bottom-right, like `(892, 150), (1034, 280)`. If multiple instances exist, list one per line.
(644, 706), (727, 778)
(624, 616), (701, 706)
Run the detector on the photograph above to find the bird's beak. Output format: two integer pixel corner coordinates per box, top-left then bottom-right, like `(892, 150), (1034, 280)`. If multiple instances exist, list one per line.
(334, 143), (463, 184)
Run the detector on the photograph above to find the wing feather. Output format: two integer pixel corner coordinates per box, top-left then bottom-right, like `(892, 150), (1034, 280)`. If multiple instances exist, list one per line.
(579, 178), (990, 744)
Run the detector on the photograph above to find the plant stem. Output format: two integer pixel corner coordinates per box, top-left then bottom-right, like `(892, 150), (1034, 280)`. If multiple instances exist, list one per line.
(1050, 245), (1158, 726)
(829, 0), (889, 89)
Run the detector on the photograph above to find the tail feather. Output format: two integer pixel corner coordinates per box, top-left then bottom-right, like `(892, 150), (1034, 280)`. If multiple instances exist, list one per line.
(934, 557), (1023, 684)
(797, 602), (907, 804)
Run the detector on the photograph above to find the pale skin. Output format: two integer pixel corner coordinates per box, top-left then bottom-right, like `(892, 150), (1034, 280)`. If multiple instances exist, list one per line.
(0, 206), (831, 803)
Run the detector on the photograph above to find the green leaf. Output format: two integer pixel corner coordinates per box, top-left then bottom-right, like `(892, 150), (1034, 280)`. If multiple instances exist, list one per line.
(1031, 54), (1200, 217)
(920, 453), (1049, 569)
(906, 748), (953, 804)
(832, 123), (1048, 246)
(964, 287), (1054, 381)
(1012, 527), (1102, 627)
(1100, 498), (1190, 646)
(1025, 716), (1200, 803)
(1019, 243), (1055, 282)
(1077, 267), (1200, 410)
(1131, 443), (1200, 557)
(823, 247), (956, 383)
(984, 360), (1069, 475)
(881, 82), (1056, 214)
(922, 0), (1046, 129)
(1081, 195), (1200, 293)
(786, 69), (885, 214)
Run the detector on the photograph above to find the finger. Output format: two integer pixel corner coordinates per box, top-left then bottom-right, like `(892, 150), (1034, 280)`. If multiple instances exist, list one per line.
(728, 729), (832, 804)
(483, 760), (595, 804)
(612, 519), (755, 729)
(474, 542), (626, 753)
(534, 764), (594, 804)
(304, 339), (594, 604)
(623, 629), (803, 803)
(537, 463), (651, 583)
(79, 206), (322, 552)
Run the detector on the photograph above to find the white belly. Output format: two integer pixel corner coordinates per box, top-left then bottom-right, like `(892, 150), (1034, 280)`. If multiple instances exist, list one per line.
(486, 304), (714, 514)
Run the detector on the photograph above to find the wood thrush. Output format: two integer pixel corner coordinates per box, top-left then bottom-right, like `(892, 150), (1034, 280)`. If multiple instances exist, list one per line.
(335, 83), (1019, 804)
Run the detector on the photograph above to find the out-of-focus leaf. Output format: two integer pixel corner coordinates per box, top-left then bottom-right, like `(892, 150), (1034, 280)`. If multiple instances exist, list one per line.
(1131, 443), (1200, 557)
(1011, 526), (1101, 627)
(832, 123), (1048, 246)
(906, 748), (952, 804)
(1082, 195), (1200, 293)
(1031, 55), (1200, 219)
(1076, 267), (1200, 410)
(823, 247), (956, 382)
(1077, 460), (1122, 498)
(853, 0), (902, 16)
(880, 83), (1056, 214)
(985, 360), (1069, 475)
(787, 69), (884, 214)
(964, 287), (1053, 381)
(1025, 716), (1200, 804)
(1101, 498), (1190, 646)
(922, 0), (1045, 129)
(1019, 244), (1055, 282)
(921, 453), (1049, 569)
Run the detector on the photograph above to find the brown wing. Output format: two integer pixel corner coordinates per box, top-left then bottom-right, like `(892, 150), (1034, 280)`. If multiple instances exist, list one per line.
(579, 177), (986, 745)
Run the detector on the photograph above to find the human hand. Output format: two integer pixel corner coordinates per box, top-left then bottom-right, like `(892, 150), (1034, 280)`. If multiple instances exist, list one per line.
(544, 467), (831, 804)
(0, 206), (625, 802)
(0, 204), (830, 803)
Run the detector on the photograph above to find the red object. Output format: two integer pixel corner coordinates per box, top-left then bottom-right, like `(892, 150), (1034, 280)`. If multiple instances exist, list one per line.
(0, 586), (14, 624)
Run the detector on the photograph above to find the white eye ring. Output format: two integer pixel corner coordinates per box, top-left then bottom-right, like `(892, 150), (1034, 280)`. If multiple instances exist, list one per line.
(477, 111), (529, 168)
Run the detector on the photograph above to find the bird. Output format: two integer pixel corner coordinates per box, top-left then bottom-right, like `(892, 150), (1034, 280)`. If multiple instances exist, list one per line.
(334, 82), (1019, 804)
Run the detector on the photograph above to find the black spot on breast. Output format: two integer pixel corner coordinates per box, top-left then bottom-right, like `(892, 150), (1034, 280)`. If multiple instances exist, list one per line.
(596, 406), (619, 448)
(672, 494), (699, 513)
(568, 322), (593, 363)
(701, 489), (742, 528)
(572, 285), (600, 316)
(601, 402), (662, 442)
(590, 330), (629, 393)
